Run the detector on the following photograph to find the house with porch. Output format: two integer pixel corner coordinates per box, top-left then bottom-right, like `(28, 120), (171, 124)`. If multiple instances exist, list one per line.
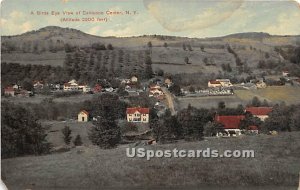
(126, 107), (149, 123)
(215, 115), (245, 137)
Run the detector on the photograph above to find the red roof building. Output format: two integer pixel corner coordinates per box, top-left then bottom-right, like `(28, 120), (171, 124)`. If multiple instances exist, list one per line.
(126, 107), (150, 123)
(245, 107), (272, 116)
(245, 107), (272, 121)
(4, 86), (15, 96)
(215, 115), (245, 129)
(126, 107), (150, 114)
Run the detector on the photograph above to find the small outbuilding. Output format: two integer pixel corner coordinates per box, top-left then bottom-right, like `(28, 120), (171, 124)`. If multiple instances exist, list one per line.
(78, 110), (89, 122)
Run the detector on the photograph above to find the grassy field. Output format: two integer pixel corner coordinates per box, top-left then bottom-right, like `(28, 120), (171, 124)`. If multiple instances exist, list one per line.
(235, 86), (300, 105)
(2, 132), (300, 189)
(177, 95), (247, 109)
(42, 120), (94, 147)
(1, 52), (65, 66)
(1, 94), (95, 104)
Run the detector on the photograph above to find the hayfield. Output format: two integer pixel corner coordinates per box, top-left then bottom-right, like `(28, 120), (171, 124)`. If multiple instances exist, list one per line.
(235, 86), (300, 105)
(2, 132), (300, 189)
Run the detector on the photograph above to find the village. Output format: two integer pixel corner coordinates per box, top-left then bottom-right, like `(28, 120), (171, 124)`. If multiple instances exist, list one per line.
(3, 68), (299, 142)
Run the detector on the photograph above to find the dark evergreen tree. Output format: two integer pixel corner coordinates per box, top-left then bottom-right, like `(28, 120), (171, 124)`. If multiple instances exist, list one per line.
(61, 126), (72, 145)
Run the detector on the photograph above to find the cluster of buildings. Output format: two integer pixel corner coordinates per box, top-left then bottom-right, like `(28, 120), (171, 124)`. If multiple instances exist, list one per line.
(4, 85), (33, 97)
(208, 79), (233, 88)
(215, 106), (273, 137)
(149, 84), (165, 100)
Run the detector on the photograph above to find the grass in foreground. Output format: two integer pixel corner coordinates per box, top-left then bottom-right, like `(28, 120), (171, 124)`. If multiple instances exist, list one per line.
(2, 132), (300, 190)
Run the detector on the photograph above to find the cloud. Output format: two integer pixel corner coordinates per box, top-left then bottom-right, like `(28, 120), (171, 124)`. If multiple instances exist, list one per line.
(263, 11), (300, 35)
(0, 11), (35, 35)
(88, 25), (102, 35)
(143, 0), (244, 32)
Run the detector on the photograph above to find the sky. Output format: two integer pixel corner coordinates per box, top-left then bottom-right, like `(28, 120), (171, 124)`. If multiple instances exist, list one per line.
(1, 0), (300, 38)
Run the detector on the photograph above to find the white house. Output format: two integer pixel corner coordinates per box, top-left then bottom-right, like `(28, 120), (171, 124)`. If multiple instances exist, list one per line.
(216, 79), (232, 87)
(131, 76), (138, 83)
(78, 110), (89, 122)
(208, 80), (222, 88)
(126, 107), (149, 123)
(64, 79), (79, 91)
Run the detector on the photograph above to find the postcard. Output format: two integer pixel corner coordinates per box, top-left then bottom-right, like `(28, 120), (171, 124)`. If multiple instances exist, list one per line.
(1, 0), (300, 189)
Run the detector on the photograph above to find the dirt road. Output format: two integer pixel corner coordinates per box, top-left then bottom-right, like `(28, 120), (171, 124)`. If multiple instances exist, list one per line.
(161, 87), (176, 115)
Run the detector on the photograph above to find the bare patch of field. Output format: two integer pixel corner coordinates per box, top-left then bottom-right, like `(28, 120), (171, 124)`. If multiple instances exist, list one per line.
(2, 132), (300, 189)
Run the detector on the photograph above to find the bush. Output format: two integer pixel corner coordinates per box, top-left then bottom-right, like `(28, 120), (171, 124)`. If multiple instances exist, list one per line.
(73, 134), (83, 146)
(61, 126), (72, 145)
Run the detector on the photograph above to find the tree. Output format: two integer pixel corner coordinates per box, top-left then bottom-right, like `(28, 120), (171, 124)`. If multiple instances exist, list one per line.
(182, 43), (186, 51)
(61, 126), (72, 145)
(145, 56), (152, 65)
(163, 42), (168, 48)
(147, 41), (152, 48)
(239, 112), (262, 130)
(89, 115), (121, 149)
(265, 52), (270, 59)
(177, 106), (212, 140)
(169, 83), (181, 96)
(1, 102), (51, 158)
(251, 96), (261, 107)
(203, 57), (208, 64)
(151, 110), (183, 143)
(203, 121), (224, 137)
(22, 79), (33, 91)
(187, 44), (193, 51)
(218, 101), (226, 109)
(144, 65), (153, 79)
(184, 56), (190, 64)
(189, 86), (195, 93)
(263, 105), (291, 132)
(200, 45), (205, 52)
(73, 134), (83, 146)
(107, 43), (114, 50)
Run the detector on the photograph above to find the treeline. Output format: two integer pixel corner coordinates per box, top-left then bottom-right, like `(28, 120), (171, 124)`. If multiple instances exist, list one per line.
(1, 62), (65, 89)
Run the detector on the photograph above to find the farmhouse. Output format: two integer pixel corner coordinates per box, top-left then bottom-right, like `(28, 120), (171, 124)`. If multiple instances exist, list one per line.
(4, 86), (15, 96)
(282, 70), (290, 77)
(256, 81), (267, 89)
(215, 115), (245, 137)
(131, 76), (138, 83)
(33, 81), (44, 89)
(126, 107), (149, 123)
(208, 80), (222, 88)
(245, 107), (272, 121)
(78, 84), (91, 93)
(64, 79), (79, 91)
(78, 110), (89, 122)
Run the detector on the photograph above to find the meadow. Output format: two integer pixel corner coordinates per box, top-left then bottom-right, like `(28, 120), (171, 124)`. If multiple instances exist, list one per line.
(2, 132), (300, 189)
